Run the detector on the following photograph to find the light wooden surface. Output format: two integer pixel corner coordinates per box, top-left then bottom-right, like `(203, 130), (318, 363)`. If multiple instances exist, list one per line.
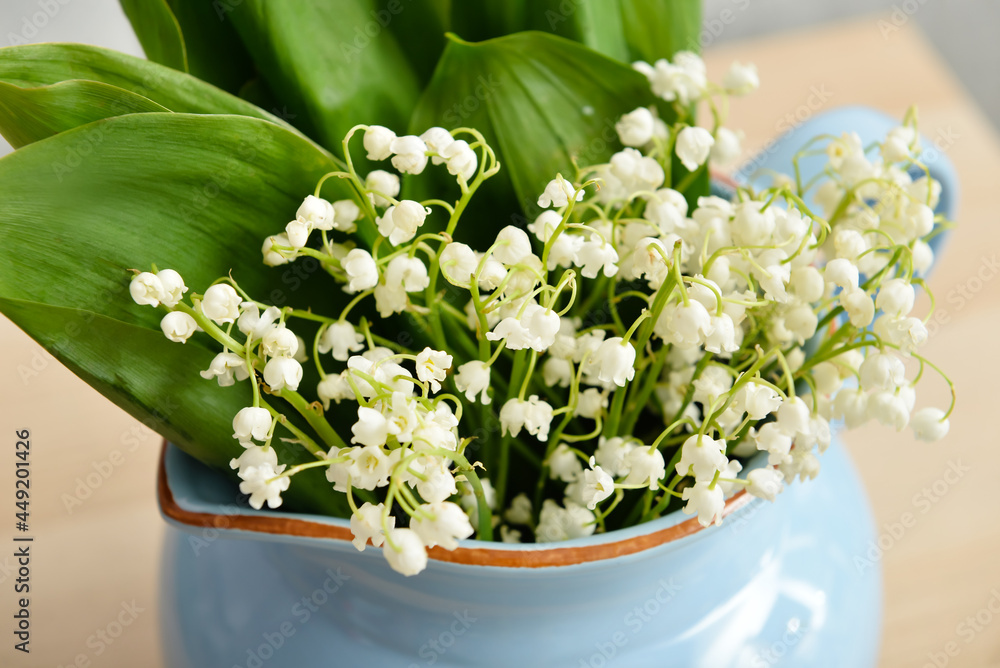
(1, 16), (997, 668)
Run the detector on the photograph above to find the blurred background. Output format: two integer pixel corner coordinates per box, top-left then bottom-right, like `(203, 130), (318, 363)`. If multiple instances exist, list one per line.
(702, 0), (1000, 131)
(1, 1), (997, 667)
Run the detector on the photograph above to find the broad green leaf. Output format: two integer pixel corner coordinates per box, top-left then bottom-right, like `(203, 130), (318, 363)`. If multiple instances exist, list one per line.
(166, 0), (259, 95)
(118, 0), (260, 96)
(538, 2), (629, 61)
(619, 0), (702, 62)
(119, 0), (188, 73)
(0, 44), (286, 128)
(447, 1), (700, 63)
(410, 32), (659, 236)
(0, 298), (348, 517)
(0, 112), (362, 515)
(223, 0), (422, 149)
(0, 112), (345, 330)
(450, 1), (529, 43)
(377, 0), (449, 85)
(0, 80), (168, 149)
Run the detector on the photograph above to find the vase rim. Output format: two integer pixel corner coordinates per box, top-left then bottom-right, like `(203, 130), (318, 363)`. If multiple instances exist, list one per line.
(158, 441), (756, 569)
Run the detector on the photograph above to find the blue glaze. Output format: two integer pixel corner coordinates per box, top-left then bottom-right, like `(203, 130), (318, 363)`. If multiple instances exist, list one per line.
(159, 107), (956, 667)
(160, 440), (879, 668)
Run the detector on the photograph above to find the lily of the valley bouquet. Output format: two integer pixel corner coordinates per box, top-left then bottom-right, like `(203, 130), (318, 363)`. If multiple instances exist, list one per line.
(0, 2), (952, 577)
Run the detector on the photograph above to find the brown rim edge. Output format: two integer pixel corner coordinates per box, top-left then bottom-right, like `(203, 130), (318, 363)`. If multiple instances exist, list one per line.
(158, 442), (754, 568)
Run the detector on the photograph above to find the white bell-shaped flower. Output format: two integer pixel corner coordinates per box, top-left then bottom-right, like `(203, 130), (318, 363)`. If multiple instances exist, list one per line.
(262, 233), (295, 266)
(332, 199), (361, 233)
(232, 406), (272, 446)
(868, 389), (911, 430)
(911, 407), (949, 442)
(547, 442), (583, 482)
(365, 170), (401, 208)
(440, 139), (478, 182)
(420, 126), (454, 161)
(296, 195), (335, 231)
(595, 437), (639, 478)
(351, 406), (390, 448)
(542, 357), (574, 388)
(859, 351), (906, 391)
(575, 237), (619, 278)
(318, 321), (365, 362)
(160, 311), (199, 343)
(200, 284), (241, 325)
(363, 125), (396, 160)
(676, 434), (728, 483)
(200, 352), (250, 387)
(876, 278), (915, 316)
(710, 127), (743, 166)
(581, 458), (615, 510)
(350, 502), (393, 551)
(415, 347), (452, 393)
(681, 480), (725, 527)
(156, 269), (187, 307)
(754, 422), (792, 466)
(389, 135), (429, 175)
(675, 126), (714, 172)
(376, 200), (430, 246)
(261, 324), (299, 358)
(439, 242), (478, 286)
(723, 61), (759, 94)
(130, 272), (164, 307)
(411, 501), (474, 550)
(623, 447), (666, 490)
(574, 388), (608, 420)
(317, 373), (355, 408)
(493, 226), (533, 266)
(385, 255), (430, 293)
(833, 387), (869, 428)
(343, 249), (379, 293)
(591, 336), (636, 387)
(262, 356), (303, 392)
(746, 467), (784, 502)
(824, 258), (860, 290)
(839, 287), (875, 327)
(537, 175), (582, 209)
(454, 361), (491, 404)
(615, 107), (655, 147)
(383, 528), (427, 576)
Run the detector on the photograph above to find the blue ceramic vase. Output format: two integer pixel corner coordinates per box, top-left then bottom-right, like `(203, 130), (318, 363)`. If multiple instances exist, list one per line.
(158, 107), (957, 668)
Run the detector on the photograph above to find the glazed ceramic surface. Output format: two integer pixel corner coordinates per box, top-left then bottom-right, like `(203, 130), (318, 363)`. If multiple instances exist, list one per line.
(161, 440), (878, 668)
(158, 106), (958, 668)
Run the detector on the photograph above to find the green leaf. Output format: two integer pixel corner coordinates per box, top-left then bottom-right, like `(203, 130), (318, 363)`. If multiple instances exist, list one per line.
(450, 1), (529, 42)
(410, 32), (659, 238)
(0, 80), (168, 149)
(447, 1), (700, 63)
(223, 0), (423, 149)
(0, 112), (343, 330)
(377, 0), (450, 86)
(0, 298), (347, 517)
(0, 112), (359, 515)
(118, 0), (259, 96)
(618, 0), (702, 62)
(118, 0), (188, 73)
(0, 44), (285, 127)
(538, 2), (629, 61)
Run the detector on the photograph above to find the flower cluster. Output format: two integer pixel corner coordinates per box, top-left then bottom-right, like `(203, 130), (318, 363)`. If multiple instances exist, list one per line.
(129, 52), (953, 576)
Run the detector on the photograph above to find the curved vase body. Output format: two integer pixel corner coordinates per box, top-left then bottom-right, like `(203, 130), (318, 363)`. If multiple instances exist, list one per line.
(160, 438), (881, 668)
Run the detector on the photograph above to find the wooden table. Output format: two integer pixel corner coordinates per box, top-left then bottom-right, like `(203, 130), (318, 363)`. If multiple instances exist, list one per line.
(1, 16), (997, 668)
